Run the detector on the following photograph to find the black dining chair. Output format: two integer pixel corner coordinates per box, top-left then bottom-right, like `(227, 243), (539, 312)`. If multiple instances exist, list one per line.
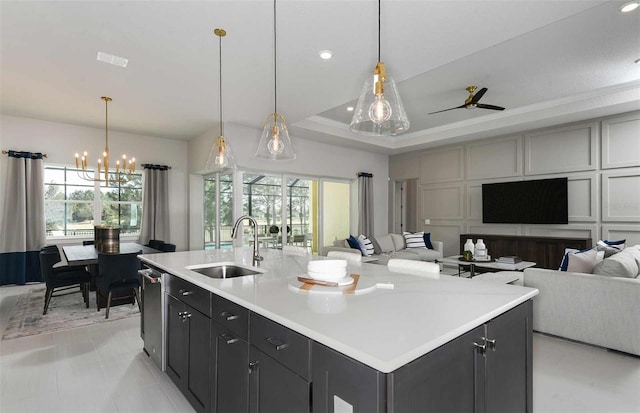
(96, 251), (142, 319)
(39, 246), (91, 315)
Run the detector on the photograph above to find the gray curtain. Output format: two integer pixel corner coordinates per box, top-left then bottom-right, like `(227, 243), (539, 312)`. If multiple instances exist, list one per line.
(0, 151), (46, 285)
(357, 172), (374, 237)
(139, 164), (170, 245)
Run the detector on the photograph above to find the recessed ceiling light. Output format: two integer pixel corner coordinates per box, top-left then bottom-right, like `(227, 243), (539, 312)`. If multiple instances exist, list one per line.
(96, 51), (128, 68)
(346, 106), (354, 112)
(620, 2), (639, 12)
(319, 50), (333, 60)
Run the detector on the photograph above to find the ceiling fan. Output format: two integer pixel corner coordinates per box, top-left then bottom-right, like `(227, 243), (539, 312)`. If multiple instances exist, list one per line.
(428, 86), (505, 114)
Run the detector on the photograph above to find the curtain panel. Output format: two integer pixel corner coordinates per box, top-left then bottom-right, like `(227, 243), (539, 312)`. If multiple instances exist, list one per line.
(0, 151), (46, 285)
(357, 172), (374, 237)
(139, 164), (170, 246)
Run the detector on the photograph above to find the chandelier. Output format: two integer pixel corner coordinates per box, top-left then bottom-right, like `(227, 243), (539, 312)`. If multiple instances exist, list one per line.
(74, 96), (136, 185)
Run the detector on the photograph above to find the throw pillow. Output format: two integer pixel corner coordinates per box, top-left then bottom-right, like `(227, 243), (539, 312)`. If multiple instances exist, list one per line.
(346, 235), (364, 255)
(370, 236), (382, 254)
(559, 247), (602, 271)
(375, 234), (395, 253)
(403, 232), (426, 249)
(357, 235), (375, 257)
(423, 232), (434, 250)
(390, 233), (406, 251)
(596, 239), (627, 258)
(592, 247), (640, 278)
(566, 248), (602, 273)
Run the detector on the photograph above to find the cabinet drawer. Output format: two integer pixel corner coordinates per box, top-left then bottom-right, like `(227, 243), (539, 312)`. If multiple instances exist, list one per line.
(166, 275), (211, 317)
(250, 313), (311, 380)
(212, 294), (249, 340)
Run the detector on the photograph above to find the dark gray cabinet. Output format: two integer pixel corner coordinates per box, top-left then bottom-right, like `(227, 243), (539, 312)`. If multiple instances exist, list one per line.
(211, 295), (249, 413)
(248, 313), (311, 413)
(313, 301), (533, 413)
(165, 276), (212, 413)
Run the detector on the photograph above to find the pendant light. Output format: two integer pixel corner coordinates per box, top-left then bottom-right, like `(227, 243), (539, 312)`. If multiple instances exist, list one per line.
(205, 28), (237, 173)
(255, 0), (296, 160)
(349, 0), (409, 136)
(73, 96), (136, 186)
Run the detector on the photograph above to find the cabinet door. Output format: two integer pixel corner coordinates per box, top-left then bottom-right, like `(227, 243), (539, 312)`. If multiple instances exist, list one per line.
(213, 323), (248, 413)
(166, 294), (187, 386)
(249, 346), (310, 413)
(485, 300), (533, 413)
(186, 307), (212, 413)
(312, 342), (386, 413)
(390, 325), (486, 413)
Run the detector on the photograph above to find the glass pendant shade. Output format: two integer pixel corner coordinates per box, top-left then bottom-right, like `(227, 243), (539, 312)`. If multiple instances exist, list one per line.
(205, 135), (236, 173)
(350, 63), (409, 136)
(255, 113), (296, 160)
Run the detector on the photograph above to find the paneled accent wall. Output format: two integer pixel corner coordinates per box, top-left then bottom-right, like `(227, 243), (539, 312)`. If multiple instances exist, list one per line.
(390, 111), (640, 258)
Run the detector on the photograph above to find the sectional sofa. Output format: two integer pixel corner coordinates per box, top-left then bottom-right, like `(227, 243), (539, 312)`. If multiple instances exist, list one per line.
(320, 233), (443, 265)
(523, 245), (640, 356)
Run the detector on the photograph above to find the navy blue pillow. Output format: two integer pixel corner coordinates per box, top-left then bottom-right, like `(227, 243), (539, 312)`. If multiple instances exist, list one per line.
(423, 232), (434, 250)
(604, 239), (626, 248)
(346, 235), (364, 255)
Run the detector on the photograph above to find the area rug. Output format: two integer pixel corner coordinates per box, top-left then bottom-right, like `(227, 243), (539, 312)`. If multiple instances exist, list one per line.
(2, 287), (140, 340)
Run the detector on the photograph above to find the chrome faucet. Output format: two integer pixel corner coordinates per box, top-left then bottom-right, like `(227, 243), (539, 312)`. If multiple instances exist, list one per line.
(231, 215), (264, 266)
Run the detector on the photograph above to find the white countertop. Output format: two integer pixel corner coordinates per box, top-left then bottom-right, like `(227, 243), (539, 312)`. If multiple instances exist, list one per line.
(140, 247), (538, 373)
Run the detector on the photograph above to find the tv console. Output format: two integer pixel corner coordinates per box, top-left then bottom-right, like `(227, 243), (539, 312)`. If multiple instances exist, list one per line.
(460, 234), (592, 270)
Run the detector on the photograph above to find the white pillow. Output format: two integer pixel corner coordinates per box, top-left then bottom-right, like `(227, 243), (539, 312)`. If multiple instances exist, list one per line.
(357, 235), (375, 257)
(593, 247), (640, 278)
(403, 232), (426, 249)
(566, 248), (603, 273)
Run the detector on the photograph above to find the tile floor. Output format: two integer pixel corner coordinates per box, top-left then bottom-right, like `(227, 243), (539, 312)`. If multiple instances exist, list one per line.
(1, 283), (639, 413)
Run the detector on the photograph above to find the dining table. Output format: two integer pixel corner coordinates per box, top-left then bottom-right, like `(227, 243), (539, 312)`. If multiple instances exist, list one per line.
(58, 242), (161, 307)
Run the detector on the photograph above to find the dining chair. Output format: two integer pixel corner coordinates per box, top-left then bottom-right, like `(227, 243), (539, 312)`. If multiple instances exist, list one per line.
(39, 246), (91, 315)
(96, 251), (142, 319)
(387, 259), (440, 279)
(327, 250), (362, 263)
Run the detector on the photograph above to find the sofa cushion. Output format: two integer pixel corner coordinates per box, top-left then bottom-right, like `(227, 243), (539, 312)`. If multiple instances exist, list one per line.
(375, 234), (395, 253)
(592, 246), (640, 278)
(566, 248), (603, 273)
(390, 233), (406, 251)
(401, 247), (441, 262)
(370, 237), (382, 254)
(357, 235), (375, 257)
(403, 232), (426, 248)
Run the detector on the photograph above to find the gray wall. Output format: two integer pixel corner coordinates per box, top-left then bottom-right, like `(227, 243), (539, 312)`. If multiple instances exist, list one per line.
(389, 111), (640, 257)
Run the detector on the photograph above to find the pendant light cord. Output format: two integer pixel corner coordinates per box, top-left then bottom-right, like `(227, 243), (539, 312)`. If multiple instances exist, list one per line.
(219, 33), (224, 137)
(377, 0), (381, 62)
(273, 0), (278, 114)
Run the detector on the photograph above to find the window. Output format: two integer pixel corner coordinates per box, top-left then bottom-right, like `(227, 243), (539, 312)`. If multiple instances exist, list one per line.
(204, 173), (233, 249)
(44, 166), (142, 238)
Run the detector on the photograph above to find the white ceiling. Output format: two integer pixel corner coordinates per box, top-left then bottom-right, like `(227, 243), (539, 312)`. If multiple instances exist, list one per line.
(2, 1), (639, 155)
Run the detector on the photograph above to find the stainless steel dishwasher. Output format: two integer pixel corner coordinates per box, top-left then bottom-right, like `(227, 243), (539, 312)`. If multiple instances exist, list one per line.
(139, 265), (165, 371)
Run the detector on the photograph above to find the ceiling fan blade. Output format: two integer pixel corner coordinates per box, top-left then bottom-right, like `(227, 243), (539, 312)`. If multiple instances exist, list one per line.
(469, 87), (488, 104)
(428, 104), (466, 115)
(476, 103), (505, 111)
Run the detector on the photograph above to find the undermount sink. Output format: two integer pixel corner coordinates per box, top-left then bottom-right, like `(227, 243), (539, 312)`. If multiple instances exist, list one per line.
(186, 262), (264, 279)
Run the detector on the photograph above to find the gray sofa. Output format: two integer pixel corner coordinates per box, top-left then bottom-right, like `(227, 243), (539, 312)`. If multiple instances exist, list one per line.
(523, 245), (640, 356)
(320, 233), (443, 265)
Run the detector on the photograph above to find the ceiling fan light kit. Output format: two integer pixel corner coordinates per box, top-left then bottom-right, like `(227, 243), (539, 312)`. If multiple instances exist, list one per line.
(349, 0), (409, 136)
(205, 28), (237, 173)
(255, 0), (296, 160)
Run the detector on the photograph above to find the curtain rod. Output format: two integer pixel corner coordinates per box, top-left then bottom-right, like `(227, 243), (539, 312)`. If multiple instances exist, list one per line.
(358, 172), (373, 178)
(2, 150), (48, 158)
(141, 163), (172, 170)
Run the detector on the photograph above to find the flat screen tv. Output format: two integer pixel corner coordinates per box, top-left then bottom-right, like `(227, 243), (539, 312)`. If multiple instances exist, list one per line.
(482, 178), (568, 224)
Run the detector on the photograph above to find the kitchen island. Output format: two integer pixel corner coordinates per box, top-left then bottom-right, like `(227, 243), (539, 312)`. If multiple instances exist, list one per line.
(139, 247), (538, 413)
